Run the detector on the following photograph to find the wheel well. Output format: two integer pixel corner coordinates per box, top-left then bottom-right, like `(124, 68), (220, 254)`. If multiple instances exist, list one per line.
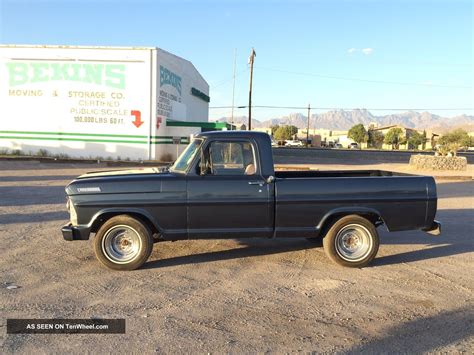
(319, 212), (382, 238)
(90, 212), (159, 236)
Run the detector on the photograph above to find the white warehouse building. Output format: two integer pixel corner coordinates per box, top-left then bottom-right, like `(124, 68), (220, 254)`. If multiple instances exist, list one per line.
(0, 45), (218, 161)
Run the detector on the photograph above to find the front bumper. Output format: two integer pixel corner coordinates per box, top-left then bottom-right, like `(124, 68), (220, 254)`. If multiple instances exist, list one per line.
(423, 220), (442, 236)
(61, 223), (91, 241)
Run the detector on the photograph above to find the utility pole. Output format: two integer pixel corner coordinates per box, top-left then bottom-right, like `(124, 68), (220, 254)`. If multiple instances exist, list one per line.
(248, 48), (256, 131)
(230, 48), (237, 130)
(306, 104), (311, 147)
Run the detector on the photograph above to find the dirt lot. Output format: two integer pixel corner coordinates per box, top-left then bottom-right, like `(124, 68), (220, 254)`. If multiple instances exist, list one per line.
(1, 160), (473, 353)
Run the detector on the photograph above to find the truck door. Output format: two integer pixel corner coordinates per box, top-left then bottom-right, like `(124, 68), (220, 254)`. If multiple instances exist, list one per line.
(187, 139), (274, 238)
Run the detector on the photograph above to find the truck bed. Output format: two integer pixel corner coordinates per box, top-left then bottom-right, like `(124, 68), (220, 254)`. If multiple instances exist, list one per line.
(275, 170), (412, 179)
(273, 170), (437, 237)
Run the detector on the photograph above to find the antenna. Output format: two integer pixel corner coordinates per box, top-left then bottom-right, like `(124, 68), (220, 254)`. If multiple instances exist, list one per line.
(231, 48), (237, 130)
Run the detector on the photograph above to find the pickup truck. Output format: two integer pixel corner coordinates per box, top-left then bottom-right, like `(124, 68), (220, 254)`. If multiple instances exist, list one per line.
(62, 131), (441, 270)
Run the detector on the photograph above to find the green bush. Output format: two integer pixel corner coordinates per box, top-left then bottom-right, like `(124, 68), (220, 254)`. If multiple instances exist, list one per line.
(438, 129), (470, 156)
(274, 125), (298, 141)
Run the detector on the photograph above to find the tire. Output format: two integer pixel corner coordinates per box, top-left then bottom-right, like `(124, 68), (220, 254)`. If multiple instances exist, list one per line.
(93, 215), (153, 271)
(322, 215), (379, 268)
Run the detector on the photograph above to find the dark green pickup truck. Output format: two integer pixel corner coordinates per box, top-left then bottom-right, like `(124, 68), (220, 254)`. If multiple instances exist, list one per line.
(62, 131), (440, 270)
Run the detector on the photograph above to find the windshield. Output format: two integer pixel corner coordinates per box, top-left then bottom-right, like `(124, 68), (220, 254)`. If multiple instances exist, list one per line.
(169, 138), (203, 173)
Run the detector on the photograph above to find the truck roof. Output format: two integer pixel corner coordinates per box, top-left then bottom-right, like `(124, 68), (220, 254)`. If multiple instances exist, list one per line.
(196, 130), (271, 139)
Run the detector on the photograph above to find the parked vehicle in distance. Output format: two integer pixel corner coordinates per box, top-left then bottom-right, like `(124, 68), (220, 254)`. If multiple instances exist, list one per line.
(271, 138), (278, 147)
(321, 141), (334, 148)
(62, 131), (441, 271)
(348, 142), (359, 149)
(285, 139), (304, 147)
(334, 143), (343, 149)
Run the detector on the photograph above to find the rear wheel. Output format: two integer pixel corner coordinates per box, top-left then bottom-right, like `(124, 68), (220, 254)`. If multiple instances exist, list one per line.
(323, 215), (379, 268)
(94, 215), (153, 271)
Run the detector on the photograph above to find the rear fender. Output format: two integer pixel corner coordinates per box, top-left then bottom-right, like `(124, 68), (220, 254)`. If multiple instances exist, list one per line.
(317, 207), (385, 235)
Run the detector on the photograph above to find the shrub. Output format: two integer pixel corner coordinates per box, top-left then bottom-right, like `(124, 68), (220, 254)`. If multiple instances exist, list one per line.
(438, 129), (470, 156)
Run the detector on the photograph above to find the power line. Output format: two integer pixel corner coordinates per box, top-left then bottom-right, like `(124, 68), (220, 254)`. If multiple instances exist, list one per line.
(209, 105), (473, 111)
(254, 66), (472, 89)
(209, 67), (248, 88)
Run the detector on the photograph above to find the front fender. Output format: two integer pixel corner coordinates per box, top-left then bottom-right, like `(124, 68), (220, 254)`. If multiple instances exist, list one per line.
(87, 208), (163, 234)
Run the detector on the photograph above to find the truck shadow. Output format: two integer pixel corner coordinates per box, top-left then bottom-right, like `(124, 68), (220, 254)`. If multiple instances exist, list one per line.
(145, 208), (472, 269)
(144, 238), (320, 269)
(343, 306), (473, 354)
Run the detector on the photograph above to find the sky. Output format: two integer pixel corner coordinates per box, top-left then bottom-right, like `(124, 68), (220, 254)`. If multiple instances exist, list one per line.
(1, 0), (472, 121)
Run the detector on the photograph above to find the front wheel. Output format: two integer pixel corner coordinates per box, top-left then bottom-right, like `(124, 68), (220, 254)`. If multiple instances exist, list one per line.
(94, 215), (153, 271)
(323, 215), (379, 268)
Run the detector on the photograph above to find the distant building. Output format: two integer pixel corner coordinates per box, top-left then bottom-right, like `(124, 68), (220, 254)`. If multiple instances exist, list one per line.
(372, 125), (438, 150)
(253, 127), (272, 135)
(368, 122), (379, 130)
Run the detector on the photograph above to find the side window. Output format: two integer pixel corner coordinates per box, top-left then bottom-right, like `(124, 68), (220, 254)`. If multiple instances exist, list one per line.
(208, 141), (256, 176)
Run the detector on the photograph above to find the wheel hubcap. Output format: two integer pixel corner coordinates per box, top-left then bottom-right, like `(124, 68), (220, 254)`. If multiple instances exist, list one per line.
(335, 224), (372, 262)
(102, 225), (141, 264)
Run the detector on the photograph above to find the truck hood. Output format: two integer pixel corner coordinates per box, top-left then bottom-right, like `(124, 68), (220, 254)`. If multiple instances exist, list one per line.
(76, 167), (166, 179)
(66, 167), (176, 196)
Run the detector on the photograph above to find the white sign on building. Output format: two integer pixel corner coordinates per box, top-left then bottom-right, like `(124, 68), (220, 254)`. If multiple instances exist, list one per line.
(0, 45), (209, 161)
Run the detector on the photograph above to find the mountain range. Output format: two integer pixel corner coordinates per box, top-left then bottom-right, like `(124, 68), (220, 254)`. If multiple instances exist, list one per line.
(214, 109), (474, 133)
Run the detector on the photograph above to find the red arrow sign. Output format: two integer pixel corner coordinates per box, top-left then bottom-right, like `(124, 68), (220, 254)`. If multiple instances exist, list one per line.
(131, 110), (143, 128)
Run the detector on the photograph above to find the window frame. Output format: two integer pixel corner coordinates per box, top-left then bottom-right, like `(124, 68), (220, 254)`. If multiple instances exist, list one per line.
(191, 138), (261, 177)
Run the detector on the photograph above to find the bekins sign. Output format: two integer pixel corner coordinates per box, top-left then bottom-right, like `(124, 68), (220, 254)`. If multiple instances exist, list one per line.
(159, 65), (182, 95)
(5, 62), (126, 89)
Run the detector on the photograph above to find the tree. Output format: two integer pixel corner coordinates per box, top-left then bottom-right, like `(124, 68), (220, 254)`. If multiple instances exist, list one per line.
(438, 129), (470, 156)
(270, 125), (280, 136)
(422, 130), (427, 150)
(274, 125), (298, 141)
(383, 128), (404, 149)
(368, 129), (384, 149)
(407, 131), (426, 150)
(348, 124), (368, 147)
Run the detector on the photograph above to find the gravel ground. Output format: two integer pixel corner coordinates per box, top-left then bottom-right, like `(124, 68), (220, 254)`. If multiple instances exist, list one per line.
(0, 161), (473, 353)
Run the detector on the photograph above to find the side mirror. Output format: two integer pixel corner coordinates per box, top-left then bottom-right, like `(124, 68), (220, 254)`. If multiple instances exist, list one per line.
(266, 175), (275, 184)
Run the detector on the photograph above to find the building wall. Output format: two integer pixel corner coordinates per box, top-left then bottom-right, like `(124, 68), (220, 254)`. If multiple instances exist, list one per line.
(0, 45), (209, 161)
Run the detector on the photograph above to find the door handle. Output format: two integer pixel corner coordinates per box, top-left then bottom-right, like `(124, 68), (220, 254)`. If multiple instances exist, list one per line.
(248, 181), (265, 186)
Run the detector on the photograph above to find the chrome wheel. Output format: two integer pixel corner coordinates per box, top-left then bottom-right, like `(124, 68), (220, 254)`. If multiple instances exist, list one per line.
(102, 225), (142, 264)
(335, 224), (373, 262)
